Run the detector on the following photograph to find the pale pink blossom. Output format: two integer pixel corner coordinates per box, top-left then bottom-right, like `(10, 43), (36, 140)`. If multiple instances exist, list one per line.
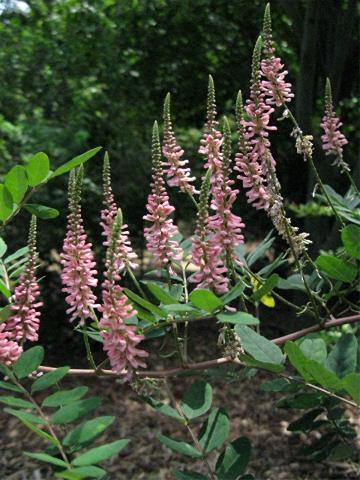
(99, 210), (148, 380)
(0, 324), (22, 365)
(6, 216), (42, 343)
(162, 94), (197, 195)
(320, 111), (348, 159)
(61, 170), (99, 325)
(101, 154), (138, 271)
(144, 121), (183, 273)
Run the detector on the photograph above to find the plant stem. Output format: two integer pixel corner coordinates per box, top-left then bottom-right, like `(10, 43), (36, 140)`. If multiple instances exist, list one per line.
(164, 379), (216, 480)
(126, 267), (149, 299)
(83, 332), (97, 370)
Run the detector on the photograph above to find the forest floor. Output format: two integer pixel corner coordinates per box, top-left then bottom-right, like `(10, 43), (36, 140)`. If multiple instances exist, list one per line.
(0, 315), (359, 480)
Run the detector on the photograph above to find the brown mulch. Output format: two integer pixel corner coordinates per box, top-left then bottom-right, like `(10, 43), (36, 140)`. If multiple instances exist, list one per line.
(0, 371), (359, 480)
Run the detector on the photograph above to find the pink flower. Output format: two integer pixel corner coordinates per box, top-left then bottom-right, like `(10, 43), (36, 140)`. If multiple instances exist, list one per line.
(101, 154), (138, 272)
(6, 216), (43, 343)
(235, 91), (271, 210)
(321, 113), (348, 159)
(0, 324), (22, 365)
(189, 170), (229, 294)
(144, 121), (183, 273)
(99, 210), (148, 380)
(261, 3), (294, 107)
(208, 119), (245, 265)
(162, 94), (197, 195)
(60, 169), (99, 325)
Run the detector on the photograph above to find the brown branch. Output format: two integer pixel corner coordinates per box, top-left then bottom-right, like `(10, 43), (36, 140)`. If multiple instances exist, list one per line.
(37, 314), (360, 379)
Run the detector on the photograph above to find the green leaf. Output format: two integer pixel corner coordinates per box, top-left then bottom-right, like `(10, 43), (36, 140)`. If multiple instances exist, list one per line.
(315, 255), (357, 283)
(51, 147), (102, 178)
(0, 305), (13, 323)
(31, 367), (70, 393)
(217, 312), (259, 325)
(73, 439), (129, 466)
(326, 334), (357, 378)
(260, 378), (298, 393)
(4, 408), (44, 424)
(235, 326), (284, 365)
(251, 274), (279, 302)
(25, 203), (59, 219)
(162, 304), (197, 314)
(174, 471), (208, 480)
(26, 152), (50, 186)
(63, 416), (115, 448)
(341, 224), (360, 260)
(0, 380), (23, 393)
(189, 289), (223, 312)
(216, 436), (251, 480)
(0, 184), (14, 222)
(276, 393), (322, 409)
(287, 408), (323, 432)
(4, 165), (28, 204)
(25, 452), (68, 468)
(56, 466), (106, 479)
(285, 341), (343, 390)
(52, 397), (101, 424)
(299, 335), (327, 364)
(198, 408), (230, 454)
(157, 434), (202, 458)
(124, 288), (166, 317)
(180, 381), (212, 420)
(342, 373), (360, 405)
(329, 443), (356, 461)
(4, 246), (28, 264)
(141, 396), (183, 421)
(0, 238), (7, 258)
(221, 281), (246, 305)
(0, 282), (11, 299)
(42, 386), (89, 407)
(238, 354), (284, 373)
(7, 411), (59, 445)
(13, 346), (44, 379)
(144, 281), (179, 305)
(0, 396), (35, 408)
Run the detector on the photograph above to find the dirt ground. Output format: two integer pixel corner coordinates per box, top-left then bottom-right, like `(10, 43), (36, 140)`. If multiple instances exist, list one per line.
(1, 369), (359, 480)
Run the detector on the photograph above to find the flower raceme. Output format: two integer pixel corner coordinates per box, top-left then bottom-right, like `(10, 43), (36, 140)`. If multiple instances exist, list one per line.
(162, 93), (197, 195)
(99, 209), (148, 379)
(101, 152), (138, 272)
(0, 324), (23, 365)
(60, 168), (99, 325)
(144, 121), (183, 273)
(5, 216), (42, 345)
(320, 79), (348, 169)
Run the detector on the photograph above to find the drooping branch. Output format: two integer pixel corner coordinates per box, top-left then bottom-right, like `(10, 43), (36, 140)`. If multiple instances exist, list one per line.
(36, 313), (360, 379)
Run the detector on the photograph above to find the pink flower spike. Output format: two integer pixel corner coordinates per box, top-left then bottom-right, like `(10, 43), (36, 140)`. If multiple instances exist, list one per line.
(60, 168), (99, 325)
(6, 216), (43, 343)
(101, 153), (138, 272)
(99, 209), (148, 380)
(189, 169), (229, 294)
(261, 4), (294, 107)
(320, 79), (348, 165)
(0, 324), (22, 365)
(162, 94), (198, 195)
(144, 121), (183, 273)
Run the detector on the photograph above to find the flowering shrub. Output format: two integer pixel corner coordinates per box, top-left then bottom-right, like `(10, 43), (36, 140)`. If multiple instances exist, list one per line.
(0, 4), (359, 479)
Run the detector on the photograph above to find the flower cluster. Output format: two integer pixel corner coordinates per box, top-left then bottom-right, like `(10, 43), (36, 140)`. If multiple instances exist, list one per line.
(99, 210), (148, 380)
(1, 216), (42, 365)
(162, 94), (197, 195)
(60, 168), (99, 325)
(190, 170), (229, 294)
(320, 79), (348, 170)
(260, 4), (294, 107)
(5, 216), (42, 344)
(101, 152), (138, 272)
(144, 121), (183, 273)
